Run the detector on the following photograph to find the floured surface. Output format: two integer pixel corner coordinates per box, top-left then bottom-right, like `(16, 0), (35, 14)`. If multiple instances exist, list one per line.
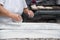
(0, 23), (60, 30)
(0, 23), (60, 39)
(0, 30), (60, 39)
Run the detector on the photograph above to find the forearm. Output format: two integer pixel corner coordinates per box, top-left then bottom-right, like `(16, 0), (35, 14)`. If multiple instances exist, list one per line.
(0, 5), (12, 17)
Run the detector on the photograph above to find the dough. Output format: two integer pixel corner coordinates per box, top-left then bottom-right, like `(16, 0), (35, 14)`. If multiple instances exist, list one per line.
(37, 6), (45, 9)
(31, 5), (38, 10)
(45, 7), (53, 9)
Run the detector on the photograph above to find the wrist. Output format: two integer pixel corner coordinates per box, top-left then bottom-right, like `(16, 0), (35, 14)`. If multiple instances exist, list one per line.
(23, 8), (29, 13)
(8, 12), (13, 18)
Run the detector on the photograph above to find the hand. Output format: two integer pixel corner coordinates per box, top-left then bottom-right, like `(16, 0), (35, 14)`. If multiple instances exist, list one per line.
(9, 13), (23, 22)
(27, 10), (34, 18)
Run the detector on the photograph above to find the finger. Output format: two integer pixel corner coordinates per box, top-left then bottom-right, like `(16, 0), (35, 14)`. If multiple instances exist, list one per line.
(30, 12), (34, 17)
(18, 15), (23, 22)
